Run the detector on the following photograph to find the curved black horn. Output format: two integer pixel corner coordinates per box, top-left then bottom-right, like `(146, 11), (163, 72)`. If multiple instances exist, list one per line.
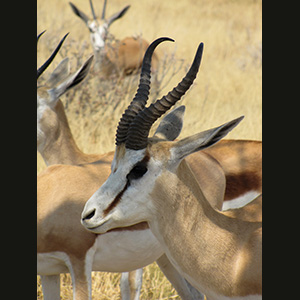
(37, 30), (46, 43)
(89, 0), (97, 20)
(37, 33), (69, 80)
(101, 0), (107, 19)
(125, 42), (204, 150)
(115, 37), (174, 146)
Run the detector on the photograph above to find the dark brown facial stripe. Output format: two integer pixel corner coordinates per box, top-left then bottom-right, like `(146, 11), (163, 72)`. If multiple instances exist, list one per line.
(103, 181), (129, 216)
(103, 154), (150, 217)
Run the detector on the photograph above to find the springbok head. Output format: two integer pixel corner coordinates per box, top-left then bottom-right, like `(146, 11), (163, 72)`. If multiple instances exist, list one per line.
(69, 0), (130, 52)
(81, 37), (243, 233)
(37, 32), (93, 154)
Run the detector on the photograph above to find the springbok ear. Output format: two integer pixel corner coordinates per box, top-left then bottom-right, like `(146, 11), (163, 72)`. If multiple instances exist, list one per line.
(153, 106), (185, 141)
(107, 5), (130, 27)
(47, 58), (70, 88)
(69, 2), (90, 24)
(171, 116), (244, 162)
(48, 55), (93, 103)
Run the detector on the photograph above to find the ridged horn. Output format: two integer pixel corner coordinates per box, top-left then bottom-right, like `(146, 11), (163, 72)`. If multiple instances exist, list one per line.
(37, 33), (69, 80)
(115, 37), (174, 146)
(125, 42), (204, 150)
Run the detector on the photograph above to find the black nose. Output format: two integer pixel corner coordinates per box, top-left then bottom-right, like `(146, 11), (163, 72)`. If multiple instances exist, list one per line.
(82, 209), (96, 221)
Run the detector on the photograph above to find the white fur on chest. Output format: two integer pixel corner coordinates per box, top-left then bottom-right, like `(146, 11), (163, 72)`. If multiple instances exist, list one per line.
(92, 228), (164, 272)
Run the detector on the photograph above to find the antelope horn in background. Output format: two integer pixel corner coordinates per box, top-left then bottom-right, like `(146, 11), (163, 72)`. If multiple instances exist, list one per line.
(115, 37), (174, 146)
(90, 0), (97, 20)
(125, 42), (204, 150)
(37, 33), (69, 80)
(101, 0), (107, 19)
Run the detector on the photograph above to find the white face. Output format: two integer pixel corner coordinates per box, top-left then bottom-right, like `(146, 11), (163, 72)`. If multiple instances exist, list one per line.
(88, 21), (108, 51)
(81, 146), (164, 234)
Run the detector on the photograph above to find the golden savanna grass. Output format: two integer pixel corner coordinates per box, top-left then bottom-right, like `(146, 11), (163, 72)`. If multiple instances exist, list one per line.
(37, 0), (261, 298)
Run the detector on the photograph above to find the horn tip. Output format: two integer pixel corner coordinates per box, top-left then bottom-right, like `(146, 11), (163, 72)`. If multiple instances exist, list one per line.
(196, 42), (204, 56)
(63, 32), (70, 39)
(159, 37), (175, 43)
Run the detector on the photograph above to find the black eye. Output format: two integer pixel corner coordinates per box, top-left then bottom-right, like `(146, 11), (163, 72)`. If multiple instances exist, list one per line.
(127, 163), (148, 181)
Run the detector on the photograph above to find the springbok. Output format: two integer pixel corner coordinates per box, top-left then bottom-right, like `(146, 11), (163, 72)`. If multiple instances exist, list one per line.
(69, 0), (156, 76)
(81, 40), (262, 300)
(38, 36), (261, 299)
(37, 37), (211, 300)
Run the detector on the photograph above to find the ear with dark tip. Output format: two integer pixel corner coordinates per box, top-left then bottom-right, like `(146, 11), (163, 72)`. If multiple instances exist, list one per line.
(69, 2), (90, 24)
(172, 116), (244, 162)
(47, 58), (70, 87)
(107, 5), (130, 27)
(48, 55), (94, 103)
(153, 106), (186, 141)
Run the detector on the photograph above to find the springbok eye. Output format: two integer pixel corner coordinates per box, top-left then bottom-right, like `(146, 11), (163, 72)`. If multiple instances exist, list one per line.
(127, 163), (148, 181)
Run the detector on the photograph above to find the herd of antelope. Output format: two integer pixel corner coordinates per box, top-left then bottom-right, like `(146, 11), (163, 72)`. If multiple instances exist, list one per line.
(37, 1), (262, 299)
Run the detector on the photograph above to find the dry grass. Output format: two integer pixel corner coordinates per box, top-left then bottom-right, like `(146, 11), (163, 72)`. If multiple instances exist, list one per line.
(37, 0), (261, 298)
(37, 263), (181, 299)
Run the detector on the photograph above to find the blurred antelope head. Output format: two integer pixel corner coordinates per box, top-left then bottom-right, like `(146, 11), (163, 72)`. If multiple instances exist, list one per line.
(37, 32), (93, 163)
(69, 0), (130, 52)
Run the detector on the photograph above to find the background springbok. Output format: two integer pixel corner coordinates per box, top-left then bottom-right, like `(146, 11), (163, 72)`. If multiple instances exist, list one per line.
(37, 33), (100, 166)
(37, 37), (210, 300)
(69, 0), (156, 76)
(81, 40), (262, 300)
